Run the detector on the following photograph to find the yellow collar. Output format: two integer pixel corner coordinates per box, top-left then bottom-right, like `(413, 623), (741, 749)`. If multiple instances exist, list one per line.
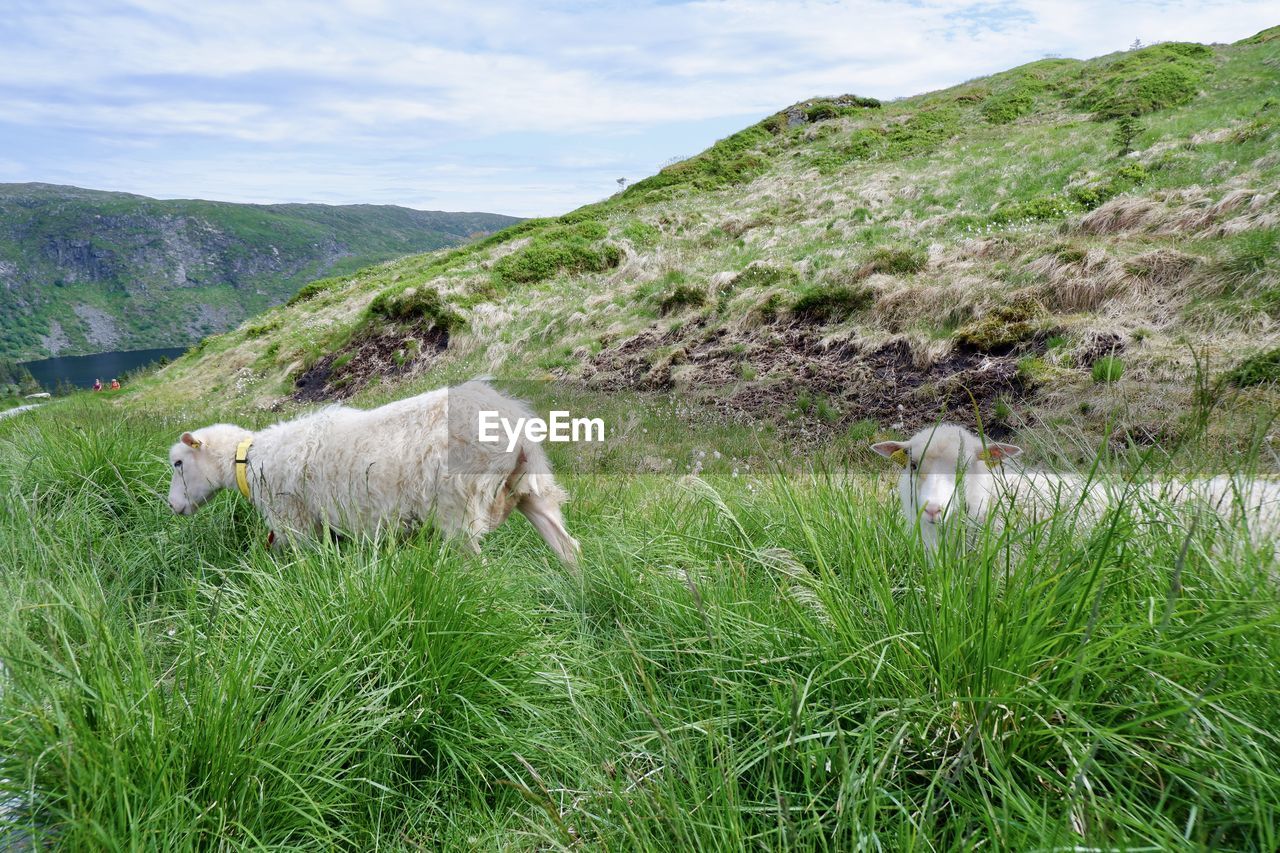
(234, 437), (254, 500)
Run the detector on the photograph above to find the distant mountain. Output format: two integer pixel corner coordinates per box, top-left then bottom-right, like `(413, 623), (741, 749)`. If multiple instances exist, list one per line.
(0, 183), (520, 358)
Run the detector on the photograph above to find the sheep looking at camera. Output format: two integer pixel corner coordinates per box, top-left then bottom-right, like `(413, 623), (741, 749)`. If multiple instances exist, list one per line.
(872, 423), (1279, 551)
(166, 381), (580, 563)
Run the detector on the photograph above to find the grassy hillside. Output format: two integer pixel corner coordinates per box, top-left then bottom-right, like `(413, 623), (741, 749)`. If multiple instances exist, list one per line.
(136, 30), (1280, 454)
(0, 184), (520, 359)
(1, 28), (1278, 851)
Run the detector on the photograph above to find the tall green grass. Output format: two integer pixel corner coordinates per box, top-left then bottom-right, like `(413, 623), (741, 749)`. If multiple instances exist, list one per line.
(0, 399), (1276, 849)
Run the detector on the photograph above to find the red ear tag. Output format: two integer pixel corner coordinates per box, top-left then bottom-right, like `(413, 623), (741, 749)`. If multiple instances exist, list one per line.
(267, 530), (276, 548)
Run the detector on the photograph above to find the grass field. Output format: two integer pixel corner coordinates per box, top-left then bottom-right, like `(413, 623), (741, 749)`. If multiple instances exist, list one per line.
(0, 395), (1276, 850)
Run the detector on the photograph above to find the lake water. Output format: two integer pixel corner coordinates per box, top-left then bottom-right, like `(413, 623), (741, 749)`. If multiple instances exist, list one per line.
(20, 346), (187, 391)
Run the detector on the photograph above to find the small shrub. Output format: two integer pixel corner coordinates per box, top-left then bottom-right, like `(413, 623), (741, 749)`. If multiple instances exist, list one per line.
(992, 194), (1079, 223)
(1113, 116), (1140, 155)
(622, 220), (661, 246)
(882, 107), (961, 160)
(621, 124), (772, 199)
(804, 95), (881, 122)
(244, 317), (281, 338)
(1016, 355), (1049, 383)
(286, 278), (334, 306)
(981, 83), (1037, 124)
(659, 283), (707, 314)
(866, 245), (927, 275)
(367, 285), (463, 331)
(791, 284), (874, 322)
(493, 220), (622, 285)
(1224, 348), (1280, 387)
(1070, 161), (1151, 210)
(1091, 355), (1125, 383)
(955, 293), (1048, 351)
(1051, 244), (1087, 264)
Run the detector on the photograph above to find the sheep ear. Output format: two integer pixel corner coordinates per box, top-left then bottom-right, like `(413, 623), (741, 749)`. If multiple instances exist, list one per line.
(871, 441), (909, 465)
(978, 442), (1021, 464)
(181, 432), (203, 449)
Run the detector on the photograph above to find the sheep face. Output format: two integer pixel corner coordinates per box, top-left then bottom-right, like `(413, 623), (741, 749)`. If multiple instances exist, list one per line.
(167, 431), (221, 515)
(872, 424), (1021, 542)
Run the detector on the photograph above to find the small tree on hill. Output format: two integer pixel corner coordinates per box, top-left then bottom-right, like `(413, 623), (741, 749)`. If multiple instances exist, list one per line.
(1113, 115), (1140, 156)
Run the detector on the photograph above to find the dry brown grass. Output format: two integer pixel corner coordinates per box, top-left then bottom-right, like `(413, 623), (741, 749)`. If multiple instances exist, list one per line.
(871, 274), (1000, 333)
(1075, 189), (1277, 237)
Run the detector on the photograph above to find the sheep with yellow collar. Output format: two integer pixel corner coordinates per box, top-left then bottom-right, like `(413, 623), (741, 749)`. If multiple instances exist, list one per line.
(166, 381), (580, 563)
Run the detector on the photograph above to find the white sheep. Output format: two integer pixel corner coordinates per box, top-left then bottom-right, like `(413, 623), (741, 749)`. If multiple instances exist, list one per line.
(167, 381), (580, 563)
(872, 423), (1279, 550)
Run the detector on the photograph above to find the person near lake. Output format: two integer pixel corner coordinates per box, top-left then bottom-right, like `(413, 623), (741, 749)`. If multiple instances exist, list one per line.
(93, 379), (102, 392)
(110, 379), (120, 390)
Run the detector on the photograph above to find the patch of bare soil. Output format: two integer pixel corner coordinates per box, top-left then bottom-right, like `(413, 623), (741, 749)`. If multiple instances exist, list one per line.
(293, 321), (449, 402)
(586, 325), (1043, 439)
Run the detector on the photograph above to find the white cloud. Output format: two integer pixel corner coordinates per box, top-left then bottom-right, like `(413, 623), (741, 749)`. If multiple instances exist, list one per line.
(1, 0), (1275, 212)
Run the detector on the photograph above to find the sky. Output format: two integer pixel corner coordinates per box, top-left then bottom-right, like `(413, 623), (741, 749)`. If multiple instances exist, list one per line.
(0, 1), (1275, 217)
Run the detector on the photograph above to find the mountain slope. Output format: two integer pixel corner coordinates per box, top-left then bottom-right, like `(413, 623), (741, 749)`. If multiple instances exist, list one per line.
(0, 183), (520, 359)
(140, 29), (1279, 453)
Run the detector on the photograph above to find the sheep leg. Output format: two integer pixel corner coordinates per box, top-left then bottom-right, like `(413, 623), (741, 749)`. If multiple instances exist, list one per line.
(518, 494), (580, 567)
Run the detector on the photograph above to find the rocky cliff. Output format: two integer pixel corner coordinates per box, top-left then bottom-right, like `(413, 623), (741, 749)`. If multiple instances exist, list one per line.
(0, 183), (520, 358)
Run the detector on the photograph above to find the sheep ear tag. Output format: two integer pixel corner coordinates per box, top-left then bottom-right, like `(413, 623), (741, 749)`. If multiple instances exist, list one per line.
(890, 449), (909, 466)
(977, 448), (1002, 466)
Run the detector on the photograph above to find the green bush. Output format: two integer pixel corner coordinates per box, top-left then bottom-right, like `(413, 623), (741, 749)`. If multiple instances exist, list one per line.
(1069, 162), (1150, 210)
(1224, 348), (1280, 386)
(659, 283), (708, 314)
(981, 83), (1038, 124)
(866, 245), (927, 275)
(367, 285), (463, 331)
(1091, 355), (1125, 383)
(820, 107), (961, 171)
(882, 106), (961, 159)
(244, 317), (281, 338)
(621, 220), (661, 246)
(286, 277), (336, 306)
(621, 124), (772, 199)
(791, 283), (874, 322)
(492, 221), (622, 285)
(1075, 43), (1212, 120)
(803, 95), (882, 122)
(992, 194), (1080, 223)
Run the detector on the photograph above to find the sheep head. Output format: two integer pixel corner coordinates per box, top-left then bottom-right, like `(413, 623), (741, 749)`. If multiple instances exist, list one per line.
(871, 423), (1021, 543)
(167, 425), (249, 515)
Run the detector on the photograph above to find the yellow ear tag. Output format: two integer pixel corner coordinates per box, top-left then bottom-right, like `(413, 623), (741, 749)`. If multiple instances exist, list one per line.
(189, 439), (203, 449)
(978, 448), (1001, 466)
(890, 449), (908, 466)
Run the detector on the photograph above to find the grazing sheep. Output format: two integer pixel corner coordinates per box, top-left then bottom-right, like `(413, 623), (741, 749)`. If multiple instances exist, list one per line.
(872, 423), (1279, 550)
(167, 381), (580, 563)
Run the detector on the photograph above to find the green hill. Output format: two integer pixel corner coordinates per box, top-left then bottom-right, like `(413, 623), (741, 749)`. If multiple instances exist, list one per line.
(0, 183), (520, 359)
(138, 30), (1280, 451)
(3, 27), (1280, 851)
